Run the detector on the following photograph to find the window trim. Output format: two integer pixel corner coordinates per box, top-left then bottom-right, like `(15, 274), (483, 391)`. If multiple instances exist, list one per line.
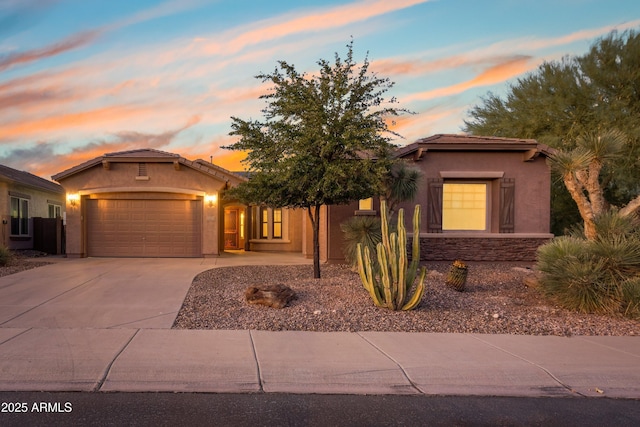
(253, 206), (288, 242)
(48, 203), (62, 219)
(10, 196), (30, 236)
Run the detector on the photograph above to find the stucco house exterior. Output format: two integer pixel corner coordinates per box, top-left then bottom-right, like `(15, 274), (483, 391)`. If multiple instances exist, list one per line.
(0, 164), (65, 251)
(53, 134), (554, 262)
(52, 149), (246, 258)
(317, 134), (555, 262)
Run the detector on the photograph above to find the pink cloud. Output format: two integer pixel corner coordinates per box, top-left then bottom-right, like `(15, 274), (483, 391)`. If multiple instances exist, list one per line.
(0, 30), (101, 71)
(200, 0), (430, 56)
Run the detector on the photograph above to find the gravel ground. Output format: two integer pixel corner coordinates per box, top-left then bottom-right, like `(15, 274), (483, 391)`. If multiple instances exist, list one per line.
(0, 251), (53, 278)
(173, 263), (639, 336)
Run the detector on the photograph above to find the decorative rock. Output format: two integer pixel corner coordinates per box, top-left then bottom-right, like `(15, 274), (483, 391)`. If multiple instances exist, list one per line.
(245, 284), (297, 309)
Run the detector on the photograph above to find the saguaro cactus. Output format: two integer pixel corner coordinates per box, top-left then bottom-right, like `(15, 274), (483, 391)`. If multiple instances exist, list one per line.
(356, 200), (427, 310)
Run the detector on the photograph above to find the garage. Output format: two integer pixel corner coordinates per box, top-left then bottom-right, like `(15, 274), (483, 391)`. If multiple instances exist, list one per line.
(86, 198), (202, 257)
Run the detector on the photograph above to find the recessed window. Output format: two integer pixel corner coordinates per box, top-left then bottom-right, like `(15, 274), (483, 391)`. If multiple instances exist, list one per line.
(442, 183), (487, 231)
(254, 207), (287, 240)
(11, 196), (29, 236)
(273, 208), (282, 239)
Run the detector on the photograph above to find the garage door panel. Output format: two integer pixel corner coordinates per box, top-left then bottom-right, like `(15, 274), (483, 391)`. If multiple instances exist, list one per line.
(87, 198), (202, 257)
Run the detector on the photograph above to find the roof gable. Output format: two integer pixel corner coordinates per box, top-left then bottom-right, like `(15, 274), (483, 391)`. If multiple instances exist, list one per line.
(52, 149), (247, 184)
(395, 134), (555, 160)
(0, 164), (64, 194)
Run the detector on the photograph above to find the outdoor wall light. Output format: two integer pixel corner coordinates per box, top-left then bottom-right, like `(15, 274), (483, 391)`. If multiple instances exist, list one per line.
(205, 193), (218, 208)
(67, 193), (80, 207)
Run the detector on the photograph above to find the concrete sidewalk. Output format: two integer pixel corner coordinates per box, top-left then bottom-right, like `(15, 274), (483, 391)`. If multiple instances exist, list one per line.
(0, 254), (638, 398)
(0, 328), (638, 398)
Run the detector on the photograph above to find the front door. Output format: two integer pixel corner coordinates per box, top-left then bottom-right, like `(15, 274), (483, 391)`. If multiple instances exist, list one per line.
(224, 208), (239, 249)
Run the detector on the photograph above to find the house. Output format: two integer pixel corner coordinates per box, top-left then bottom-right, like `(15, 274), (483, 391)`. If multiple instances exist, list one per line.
(52, 149), (246, 258)
(317, 134), (555, 262)
(53, 134), (554, 262)
(0, 164), (65, 251)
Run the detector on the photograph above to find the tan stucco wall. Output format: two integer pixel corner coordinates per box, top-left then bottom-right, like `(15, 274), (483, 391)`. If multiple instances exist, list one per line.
(248, 207), (303, 253)
(56, 162), (228, 257)
(0, 181), (64, 250)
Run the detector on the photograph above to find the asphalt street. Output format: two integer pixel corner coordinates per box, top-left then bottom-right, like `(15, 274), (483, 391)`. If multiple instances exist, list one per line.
(1, 392), (639, 427)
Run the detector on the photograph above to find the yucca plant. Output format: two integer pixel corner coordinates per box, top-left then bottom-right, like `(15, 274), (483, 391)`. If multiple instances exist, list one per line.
(340, 216), (382, 269)
(356, 200), (427, 310)
(537, 212), (640, 317)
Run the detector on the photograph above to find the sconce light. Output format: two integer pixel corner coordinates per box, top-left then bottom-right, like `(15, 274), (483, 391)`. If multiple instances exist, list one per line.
(204, 193), (218, 208)
(67, 193), (80, 207)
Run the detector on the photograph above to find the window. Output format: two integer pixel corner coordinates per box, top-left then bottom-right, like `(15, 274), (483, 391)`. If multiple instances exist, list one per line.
(11, 196), (29, 236)
(260, 207), (269, 238)
(272, 208), (282, 239)
(442, 183), (487, 231)
(48, 203), (62, 218)
(358, 198), (373, 210)
(254, 207), (287, 240)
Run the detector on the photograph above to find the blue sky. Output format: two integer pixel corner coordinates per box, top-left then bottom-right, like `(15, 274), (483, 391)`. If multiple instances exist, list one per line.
(1, 0), (640, 178)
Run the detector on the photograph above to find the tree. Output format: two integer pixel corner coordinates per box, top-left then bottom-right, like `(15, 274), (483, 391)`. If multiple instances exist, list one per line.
(464, 30), (640, 234)
(547, 130), (639, 240)
(224, 42), (408, 278)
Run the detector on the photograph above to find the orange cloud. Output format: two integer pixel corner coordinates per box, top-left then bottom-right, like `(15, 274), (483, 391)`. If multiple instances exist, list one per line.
(0, 104), (154, 140)
(404, 56), (535, 102)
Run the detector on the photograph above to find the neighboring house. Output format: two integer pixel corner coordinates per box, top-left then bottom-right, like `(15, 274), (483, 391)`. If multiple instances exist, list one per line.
(316, 134), (555, 262)
(53, 135), (554, 262)
(0, 164), (65, 251)
(52, 149), (246, 258)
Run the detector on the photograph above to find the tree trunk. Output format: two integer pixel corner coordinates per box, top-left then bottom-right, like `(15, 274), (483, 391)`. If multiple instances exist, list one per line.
(563, 172), (597, 241)
(308, 205), (321, 279)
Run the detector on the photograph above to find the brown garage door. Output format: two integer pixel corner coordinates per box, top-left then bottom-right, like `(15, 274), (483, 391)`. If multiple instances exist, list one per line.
(86, 199), (202, 257)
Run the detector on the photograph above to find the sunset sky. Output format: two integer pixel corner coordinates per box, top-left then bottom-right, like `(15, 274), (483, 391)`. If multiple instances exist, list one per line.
(2, 0), (640, 179)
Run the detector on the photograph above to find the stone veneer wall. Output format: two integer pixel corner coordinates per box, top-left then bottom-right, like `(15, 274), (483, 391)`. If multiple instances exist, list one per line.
(416, 235), (553, 262)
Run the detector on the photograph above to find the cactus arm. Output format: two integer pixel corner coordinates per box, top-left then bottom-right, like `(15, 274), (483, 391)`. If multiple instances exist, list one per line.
(396, 209), (406, 308)
(401, 266), (427, 311)
(358, 244), (384, 307)
(377, 242), (395, 310)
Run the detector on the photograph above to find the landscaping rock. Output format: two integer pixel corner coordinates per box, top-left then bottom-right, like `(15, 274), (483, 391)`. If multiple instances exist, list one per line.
(245, 283), (297, 309)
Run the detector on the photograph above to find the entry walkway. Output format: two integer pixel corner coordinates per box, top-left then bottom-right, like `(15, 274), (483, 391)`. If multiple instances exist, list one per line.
(0, 253), (638, 397)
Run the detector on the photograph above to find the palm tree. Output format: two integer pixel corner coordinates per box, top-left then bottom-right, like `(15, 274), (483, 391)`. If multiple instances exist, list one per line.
(381, 161), (422, 219)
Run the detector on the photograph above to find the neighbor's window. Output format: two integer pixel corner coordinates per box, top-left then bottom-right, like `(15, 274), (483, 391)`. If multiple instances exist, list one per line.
(358, 198), (373, 211)
(48, 203), (62, 218)
(11, 196), (29, 236)
(442, 183), (487, 231)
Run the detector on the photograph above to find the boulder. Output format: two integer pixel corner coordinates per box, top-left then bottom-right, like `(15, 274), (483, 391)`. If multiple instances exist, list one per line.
(245, 284), (297, 309)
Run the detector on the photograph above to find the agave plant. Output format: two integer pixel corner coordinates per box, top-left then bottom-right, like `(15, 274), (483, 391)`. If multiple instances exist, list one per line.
(356, 200), (426, 310)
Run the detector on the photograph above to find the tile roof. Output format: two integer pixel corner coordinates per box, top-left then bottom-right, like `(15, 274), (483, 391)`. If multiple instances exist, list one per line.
(0, 164), (64, 194)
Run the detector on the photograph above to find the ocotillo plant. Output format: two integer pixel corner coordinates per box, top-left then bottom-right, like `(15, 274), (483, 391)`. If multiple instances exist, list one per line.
(356, 200), (427, 310)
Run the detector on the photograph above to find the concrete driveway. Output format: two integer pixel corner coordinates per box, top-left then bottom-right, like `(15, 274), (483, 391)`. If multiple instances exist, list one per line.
(0, 253), (311, 329)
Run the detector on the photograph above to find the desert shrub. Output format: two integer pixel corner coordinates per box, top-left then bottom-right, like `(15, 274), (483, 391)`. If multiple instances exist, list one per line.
(0, 246), (13, 267)
(341, 216), (382, 268)
(621, 278), (640, 319)
(536, 214), (640, 317)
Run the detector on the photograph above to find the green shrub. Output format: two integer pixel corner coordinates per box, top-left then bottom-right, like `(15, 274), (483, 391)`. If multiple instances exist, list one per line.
(341, 216), (382, 268)
(621, 278), (640, 319)
(536, 214), (640, 317)
(0, 246), (13, 267)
